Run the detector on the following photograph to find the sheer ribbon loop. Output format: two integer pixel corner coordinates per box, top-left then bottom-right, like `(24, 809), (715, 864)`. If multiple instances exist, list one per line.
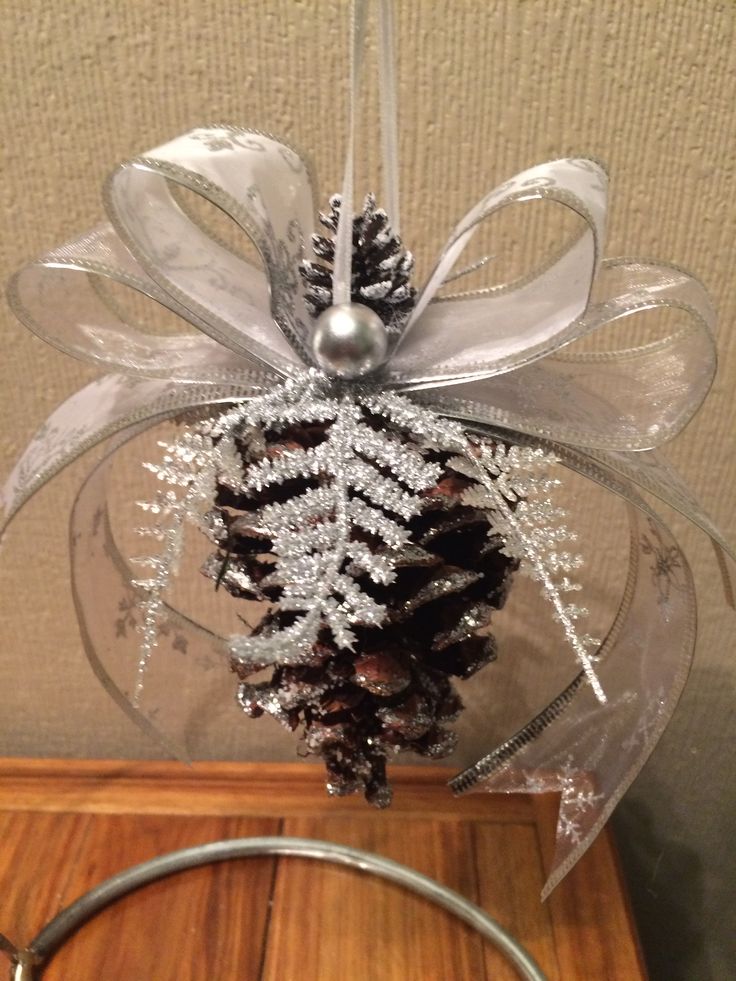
(105, 126), (317, 371)
(8, 224), (266, 382)
(393, 157), (607, 367)
(391, 256), (716, 452)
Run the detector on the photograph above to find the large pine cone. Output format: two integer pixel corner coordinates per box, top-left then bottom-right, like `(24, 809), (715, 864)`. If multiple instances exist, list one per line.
(200, 417), (518, 807)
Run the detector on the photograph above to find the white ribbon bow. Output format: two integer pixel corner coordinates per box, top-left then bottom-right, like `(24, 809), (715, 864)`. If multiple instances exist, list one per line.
(3, 129), (721, 517)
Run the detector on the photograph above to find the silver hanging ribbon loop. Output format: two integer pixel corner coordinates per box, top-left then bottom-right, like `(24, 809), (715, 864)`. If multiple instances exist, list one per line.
(334, 0), (401, 303)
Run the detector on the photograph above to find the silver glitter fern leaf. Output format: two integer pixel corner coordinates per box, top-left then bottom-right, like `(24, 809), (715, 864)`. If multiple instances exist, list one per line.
(449, 442), (604, 701)
(131, 430), (223, 702)
(226, 375), (445, 665)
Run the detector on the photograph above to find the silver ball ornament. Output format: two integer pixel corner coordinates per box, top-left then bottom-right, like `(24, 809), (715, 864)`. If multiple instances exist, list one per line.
(312, 303), (388, 379)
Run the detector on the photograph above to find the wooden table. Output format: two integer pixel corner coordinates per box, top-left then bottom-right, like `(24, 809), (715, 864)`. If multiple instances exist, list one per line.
(0, 759), (646, 980)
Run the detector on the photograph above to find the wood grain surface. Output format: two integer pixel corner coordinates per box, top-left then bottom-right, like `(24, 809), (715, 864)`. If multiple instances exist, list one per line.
(0, 759), (646, 980)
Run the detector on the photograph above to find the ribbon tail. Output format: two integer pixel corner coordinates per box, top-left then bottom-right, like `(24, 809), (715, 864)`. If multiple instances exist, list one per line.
(586, 446), (733, 559)
(586, 446), (735, 604)
(1, 372), (275, 536)
(70, 432), (234, 761)
(452, 502), (696, 898)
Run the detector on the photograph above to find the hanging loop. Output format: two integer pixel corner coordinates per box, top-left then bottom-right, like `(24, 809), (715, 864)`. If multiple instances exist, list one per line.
(333, 0), (401, 304)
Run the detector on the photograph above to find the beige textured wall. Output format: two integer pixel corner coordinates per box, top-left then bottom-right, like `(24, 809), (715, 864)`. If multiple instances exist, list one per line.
(1, 2), (735, 976)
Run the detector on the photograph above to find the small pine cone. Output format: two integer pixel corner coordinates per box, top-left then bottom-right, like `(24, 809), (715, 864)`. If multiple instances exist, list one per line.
(300, 193), (416, 332)
(200, 416), (518, 808)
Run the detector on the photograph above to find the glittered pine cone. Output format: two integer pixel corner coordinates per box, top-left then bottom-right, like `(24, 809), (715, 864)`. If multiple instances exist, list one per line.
(299, 193), (416, 332)
(200, 414), (518, 807)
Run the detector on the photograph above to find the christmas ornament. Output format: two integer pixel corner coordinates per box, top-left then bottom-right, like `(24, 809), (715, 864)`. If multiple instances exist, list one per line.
(2, 0), (732, 896)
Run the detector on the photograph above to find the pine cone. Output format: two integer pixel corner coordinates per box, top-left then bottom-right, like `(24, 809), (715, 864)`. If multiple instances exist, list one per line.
(300, 193), (416, 331)
(200, 415), (518, 808)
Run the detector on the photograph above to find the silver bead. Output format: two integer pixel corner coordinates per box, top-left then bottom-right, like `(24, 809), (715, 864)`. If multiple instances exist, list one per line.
(312, 303), (388, 379)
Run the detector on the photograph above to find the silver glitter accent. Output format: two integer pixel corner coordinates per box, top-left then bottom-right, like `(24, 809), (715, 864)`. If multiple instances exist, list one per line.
(131, 430), (225, 703)
(418, 730), (459, 758)
(226, 375), (444, 666)
(201, 553), (264, 598)
(392, 543), (438, 567)
(432, 602), (495, 651)
(451, 443), (605, 702)
(522, 757), (605, 844)
(200, 508), (228, 545)
(134, 369), (596, 702)
(394, 569), (482, 618)
(360, 389), (468, 451)
(377, 702), (432, 739)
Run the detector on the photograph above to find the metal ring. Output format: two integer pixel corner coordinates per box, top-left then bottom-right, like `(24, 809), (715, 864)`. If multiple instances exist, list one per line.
(4, 836), (548, 980)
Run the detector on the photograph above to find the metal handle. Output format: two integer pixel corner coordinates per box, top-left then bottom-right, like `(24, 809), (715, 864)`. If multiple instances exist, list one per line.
(3, 836), (548, 981)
